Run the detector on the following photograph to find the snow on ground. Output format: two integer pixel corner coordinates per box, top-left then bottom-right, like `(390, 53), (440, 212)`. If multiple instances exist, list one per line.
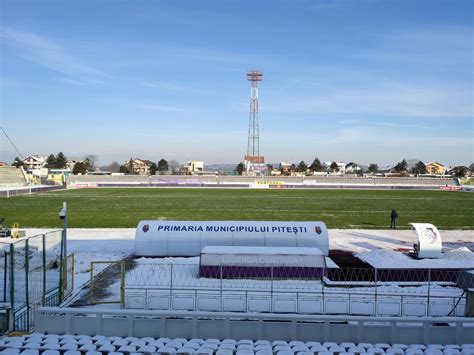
(329, 229), (474, 253)
(20, 228), (134, 294)
(13, 228), (469, 315)
(17, 228), (474, 299)
(357, 247), (474, 269)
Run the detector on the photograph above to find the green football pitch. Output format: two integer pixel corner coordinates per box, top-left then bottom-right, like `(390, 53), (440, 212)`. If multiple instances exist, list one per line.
(1, 188), (473, 229)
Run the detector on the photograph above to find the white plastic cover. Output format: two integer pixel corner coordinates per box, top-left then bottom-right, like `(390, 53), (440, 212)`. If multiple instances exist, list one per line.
(135, 220), (329, 257)
(410, 223), (442, 259)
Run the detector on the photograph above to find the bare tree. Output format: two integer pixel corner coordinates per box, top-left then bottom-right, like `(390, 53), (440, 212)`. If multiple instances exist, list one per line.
(168, 160), (180, 175)
(107, 161), (120, 172)
(85, 155), (98, 170)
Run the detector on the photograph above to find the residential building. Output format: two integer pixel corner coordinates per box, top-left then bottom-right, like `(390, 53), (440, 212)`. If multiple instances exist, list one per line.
(187, 161), (204, 174)
(67, 157), (88, 170)
(426, 162), (446, 175)
(22, 155), (45, 170)
(345, 162), (362, 174)
(324, 161), (346, 174)
(279, 162), (291, 175)
(126, 158), (153, 175)
(378, 164), (397, 174)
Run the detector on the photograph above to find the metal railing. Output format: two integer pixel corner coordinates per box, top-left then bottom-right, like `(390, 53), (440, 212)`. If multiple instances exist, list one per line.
(89, 261), (469, 317)
(34, 307), (474, 344)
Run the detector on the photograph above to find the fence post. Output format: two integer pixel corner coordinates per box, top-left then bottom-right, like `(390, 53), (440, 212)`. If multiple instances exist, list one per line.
(3, 251), (7, 303)
(374, 268), (378, 316)
(120, 260), (125, 308)
(71, 253), (75, 291)
(270, 266), (274, 312)
(322, 267), (326, 315)
(169, 264), (173, 310)
(427, 268), (431, 316)
(24, 239), (30, 330)
(9, 243), (15, 329)
(220, 264), (223, 312)
(89, 262), (94, 305)
(42, 234), (46, 305)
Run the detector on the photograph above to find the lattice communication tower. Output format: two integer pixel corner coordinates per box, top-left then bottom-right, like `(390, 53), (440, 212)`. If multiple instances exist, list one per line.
(245, 70), (264, 172)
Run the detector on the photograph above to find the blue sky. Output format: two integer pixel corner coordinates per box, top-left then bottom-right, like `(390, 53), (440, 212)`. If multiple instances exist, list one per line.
(0, 0), (472, 166)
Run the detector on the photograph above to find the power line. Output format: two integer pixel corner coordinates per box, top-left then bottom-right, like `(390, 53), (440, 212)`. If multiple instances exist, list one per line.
(0, 126), (23, 159)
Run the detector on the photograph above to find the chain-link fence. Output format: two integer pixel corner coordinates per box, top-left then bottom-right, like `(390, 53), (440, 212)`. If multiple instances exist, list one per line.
(87, 259), (470, 317)
(89, 261), (125, 305)
(0, 230), (73, 331)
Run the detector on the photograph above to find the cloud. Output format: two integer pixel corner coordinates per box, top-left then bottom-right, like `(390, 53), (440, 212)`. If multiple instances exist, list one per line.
(1, 27), (108, 81)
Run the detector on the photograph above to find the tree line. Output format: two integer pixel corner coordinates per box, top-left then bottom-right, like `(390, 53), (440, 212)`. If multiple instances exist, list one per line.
(236, 158), (474, 177)
(116, 158), (181, 175)
(11, 153), (97, 175)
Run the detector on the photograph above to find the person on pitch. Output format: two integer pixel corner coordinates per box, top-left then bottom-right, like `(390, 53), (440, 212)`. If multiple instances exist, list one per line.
(390, 209), (398, 229)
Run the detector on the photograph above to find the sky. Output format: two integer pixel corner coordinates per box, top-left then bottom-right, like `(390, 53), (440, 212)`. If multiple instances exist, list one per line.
(0, 0), (473, 166)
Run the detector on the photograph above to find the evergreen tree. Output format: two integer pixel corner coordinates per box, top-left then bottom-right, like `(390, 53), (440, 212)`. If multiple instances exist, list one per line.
(46, 154), (57, 169)
(55, 152), (67, 169)
(149, 163), (158, 175)
(298, 161), (308, 173)
(119, 165), (128, 173)
(309, 157), (322, 172)
(157, 159), (169, 174)
(450, 166), (468, 177)
(368, 163), (379, 174)
(414, 161), (426, 175)
(236, 162), (245, 175)
(394, 159), (408, 172)
(12, 156), (24, 167)
(73, 162), (88, 175)
(330, 161), (339, 173)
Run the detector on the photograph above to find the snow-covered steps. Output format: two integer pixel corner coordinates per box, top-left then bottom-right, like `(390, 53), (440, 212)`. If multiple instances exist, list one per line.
(1, 334), (473, 355)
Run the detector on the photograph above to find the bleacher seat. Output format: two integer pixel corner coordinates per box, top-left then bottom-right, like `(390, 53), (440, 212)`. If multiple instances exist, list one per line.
(1, 334), (473, 355)
(0, 167), (28, 186)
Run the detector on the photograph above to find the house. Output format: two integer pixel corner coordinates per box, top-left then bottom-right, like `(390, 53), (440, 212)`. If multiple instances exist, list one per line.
(345, 162), (362, 174)
(126, 158), (153, 175)
(279, 162), (292, 175)
(22, 155), (45, 170)
(67, 157), (88, 171)
(426, 162), (446, 175)
(378, 164), (397, 174)
(187, 161), (204, 174)
(324, 162), (346, 174)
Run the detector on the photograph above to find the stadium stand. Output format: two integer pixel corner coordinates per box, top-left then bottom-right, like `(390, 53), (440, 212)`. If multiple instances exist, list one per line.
(32, 308), (473, 345)
(1, 333), (473, 354)
(0, 167), (28, 187)
(67, 174), (455, 189)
